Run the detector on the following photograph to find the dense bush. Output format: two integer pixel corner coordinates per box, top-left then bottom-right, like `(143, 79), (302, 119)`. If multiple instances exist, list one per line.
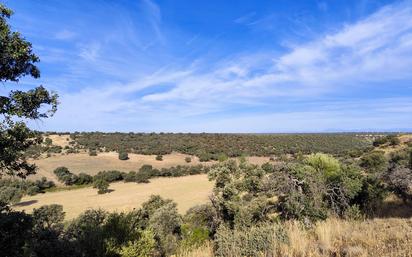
(0, 177), (55, 203)
(93, 179), (110, 194)
(359, 151), (387, 173)
(89, 149), (97, 156)
(46, 145), (63, 154)
(118, 151), (129, 160)
(94, 170), (124, 183)
(0, 186), (23, 204)
(76, 173), (93, 185)
(53, 167), (79, 185)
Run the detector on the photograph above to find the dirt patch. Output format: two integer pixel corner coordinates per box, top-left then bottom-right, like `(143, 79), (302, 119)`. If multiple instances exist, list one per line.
(14, 174), (213, 220)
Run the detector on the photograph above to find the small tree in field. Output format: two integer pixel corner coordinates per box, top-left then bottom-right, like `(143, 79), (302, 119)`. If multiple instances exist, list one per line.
(185, 157), (191, 163)
(93, 179), (110, 194)
(156, 155), (163, 161)
(44, 138), (53, 146)
(89, 149), (97, 156)
(118, 151), (129, 160)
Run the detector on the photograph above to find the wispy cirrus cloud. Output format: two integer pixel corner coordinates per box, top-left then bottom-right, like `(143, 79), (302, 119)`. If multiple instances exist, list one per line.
(138, 1), (412, 105)
(10, 0), (412, 132)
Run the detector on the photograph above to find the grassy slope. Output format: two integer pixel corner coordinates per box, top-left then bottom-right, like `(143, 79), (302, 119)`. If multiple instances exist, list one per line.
(180, 216), (412, 257)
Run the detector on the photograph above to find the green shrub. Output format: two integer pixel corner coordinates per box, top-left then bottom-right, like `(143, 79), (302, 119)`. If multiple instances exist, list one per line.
(93, 179), (110, 194)
(0, 186), (23, 204)
(119, 230), (156, 257)
(156, 155), (163, 161)
(54, 167), (79, 185)
(76, 173), (93, 185)
(124, 171), (137, 182)
(89, 149), (97, 156)
(94, 170), (123, 182)
(218, 153), (228, 162)
(118, 151), (129, 160)
(44, 137), (53, 146)
(360, 151), (387, 173)
(47, 145), (62, 153)
(387, 135), (400, 146)
(27, 186), (40, 196)
(180, 224), (209, 250)
(373, 137), (388, 147)
(185, 157), (191, 163)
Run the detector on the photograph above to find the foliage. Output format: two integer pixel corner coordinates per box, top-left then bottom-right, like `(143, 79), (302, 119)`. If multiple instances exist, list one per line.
(359, 151), (387, 174)
(72, 132), (371, 159)
(53, 166), (78, 185)
(94, 179), (110, 194)
(32, 204), (65, 230)
(0, 177), (54, 202)
(0, 3), (58, 178)
(156, 154), (163, 161)
(0, 202), (33, 257)
(94, 170), (124, 183)
(0, 186), (23, 204)
(66, 209), (108, 256)
(89, 149), (98, 156)
(118, 151), (129, 160)
(118, 229), (156, 257)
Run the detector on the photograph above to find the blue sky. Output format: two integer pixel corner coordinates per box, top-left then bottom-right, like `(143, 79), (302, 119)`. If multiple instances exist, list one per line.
(2, 0), (412, 132)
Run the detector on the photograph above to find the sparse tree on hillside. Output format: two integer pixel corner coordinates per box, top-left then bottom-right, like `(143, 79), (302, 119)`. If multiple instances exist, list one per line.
(0, 4), (58, 178)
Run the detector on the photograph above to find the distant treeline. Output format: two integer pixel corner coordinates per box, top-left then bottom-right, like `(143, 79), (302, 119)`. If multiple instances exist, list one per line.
(64, 132), (372, 160)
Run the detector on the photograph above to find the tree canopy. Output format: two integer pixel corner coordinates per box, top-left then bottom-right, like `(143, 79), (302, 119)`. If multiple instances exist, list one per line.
(0, 3), (58, 178)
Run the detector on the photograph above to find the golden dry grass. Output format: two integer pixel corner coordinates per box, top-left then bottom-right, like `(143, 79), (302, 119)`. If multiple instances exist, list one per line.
(45, 134), (72, 148)
(29, 152), (207, 182)
(14, 174), (213, 220)
(181, 217), (412, 257)
(29, 151), (272, 183)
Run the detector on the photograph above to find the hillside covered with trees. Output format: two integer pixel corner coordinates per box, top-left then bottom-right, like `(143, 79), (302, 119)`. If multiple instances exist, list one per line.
(68, 132), (373, 160)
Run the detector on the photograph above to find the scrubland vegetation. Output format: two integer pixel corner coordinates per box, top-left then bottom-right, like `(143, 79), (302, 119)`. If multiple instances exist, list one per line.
(3, 134), (412, 257)
(2, 3), (412, 257)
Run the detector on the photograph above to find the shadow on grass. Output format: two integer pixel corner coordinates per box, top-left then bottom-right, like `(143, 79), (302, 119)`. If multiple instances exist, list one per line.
(13, 200), (38, 207)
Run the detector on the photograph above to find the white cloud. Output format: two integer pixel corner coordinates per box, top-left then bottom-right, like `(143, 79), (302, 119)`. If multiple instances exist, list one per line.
(139, 1), (412, 106)
(29, 1), (412, 132)
(141, 0), (164, 43)
(55, 29), (76, 40)
(78, 42), (101, 62)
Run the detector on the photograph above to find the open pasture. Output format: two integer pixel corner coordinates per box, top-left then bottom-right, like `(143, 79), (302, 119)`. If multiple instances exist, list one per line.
(14, 174), (213, 220)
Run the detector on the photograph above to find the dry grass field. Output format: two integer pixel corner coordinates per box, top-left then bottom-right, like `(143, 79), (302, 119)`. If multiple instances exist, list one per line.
(30, 152), (206, 182)
(46, 134), (72, 148)
(180, 217), (412, 257)
(14, 174), (213, 220)
(29, 151), (272, 183)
